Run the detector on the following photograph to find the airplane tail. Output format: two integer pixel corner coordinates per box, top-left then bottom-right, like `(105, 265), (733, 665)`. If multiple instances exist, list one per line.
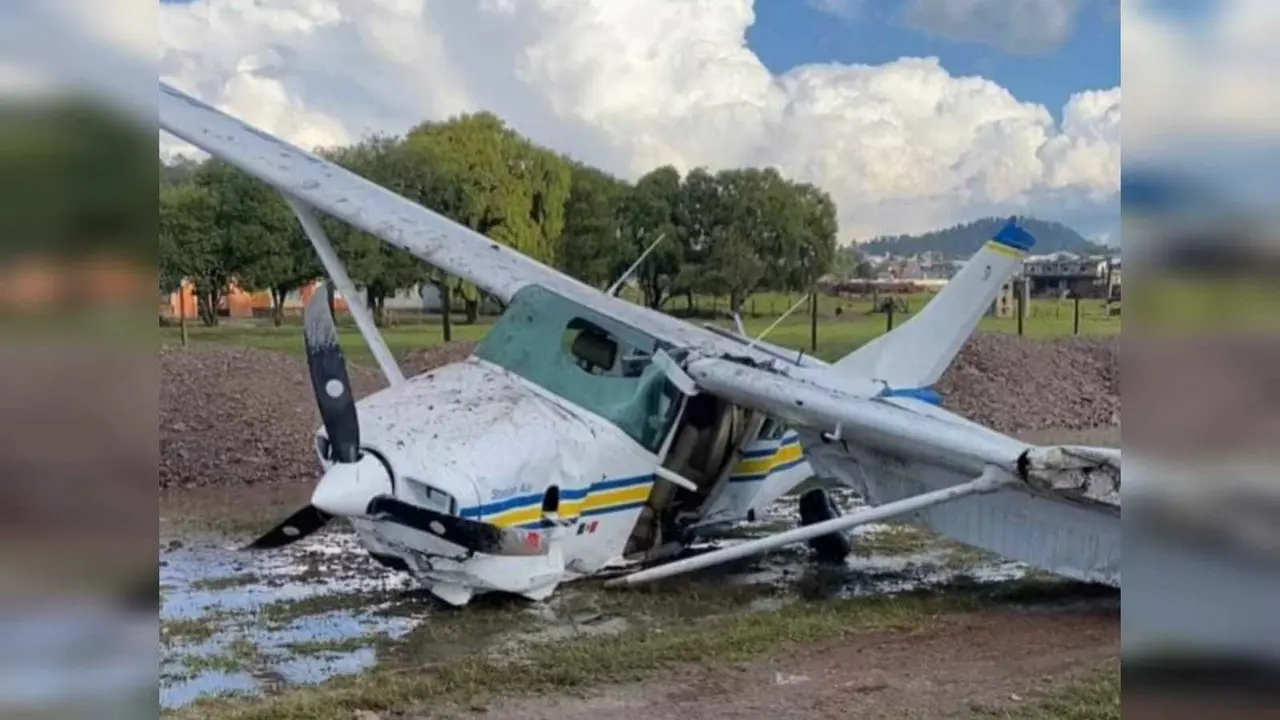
(832, 219), (1035, 391)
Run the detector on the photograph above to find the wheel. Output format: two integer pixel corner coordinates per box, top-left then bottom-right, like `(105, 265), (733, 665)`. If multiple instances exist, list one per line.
(797, 487), (852, 564)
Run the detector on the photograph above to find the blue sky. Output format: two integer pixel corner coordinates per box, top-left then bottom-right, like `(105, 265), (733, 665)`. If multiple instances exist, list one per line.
(748, 0), (1120, 122)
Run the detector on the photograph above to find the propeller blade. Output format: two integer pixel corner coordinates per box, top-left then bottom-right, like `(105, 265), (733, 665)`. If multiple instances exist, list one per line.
(303, 285), (360, 463)
(365, 496), (550, 557)
(244, 505), (333, 550)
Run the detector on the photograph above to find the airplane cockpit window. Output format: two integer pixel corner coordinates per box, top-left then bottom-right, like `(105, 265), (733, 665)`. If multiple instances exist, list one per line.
(474, 285), (684, 454)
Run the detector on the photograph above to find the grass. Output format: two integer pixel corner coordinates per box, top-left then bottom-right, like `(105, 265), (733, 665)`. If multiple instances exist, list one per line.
(159, 292), (1118, 367)
(163, 577), (1103, 720)
(257, 590), (405, 630)
(162, 615), (228, 646)
(853, 524), (938, 557)
(190, 574), (262, 592)
(283, 636), (390, 657)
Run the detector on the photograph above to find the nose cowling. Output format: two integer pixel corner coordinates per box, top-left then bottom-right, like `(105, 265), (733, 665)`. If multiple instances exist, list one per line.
(244, 284), (552, 558)
(311, 453), (393, 517)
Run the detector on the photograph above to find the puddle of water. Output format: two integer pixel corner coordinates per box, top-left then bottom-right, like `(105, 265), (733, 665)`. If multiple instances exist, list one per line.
(161, 527), (421, 709)
(160, 483), (1045, 710)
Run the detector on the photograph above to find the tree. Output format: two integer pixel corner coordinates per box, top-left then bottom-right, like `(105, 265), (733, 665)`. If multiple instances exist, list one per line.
(187, 158), (306, 325)
(675, 167), (836, 313)
(616, 166), (683, 310)
(158, 183), (222, 325)
(559, 162), (630, 287)
(319, 137), (431, 327)
(155, 105), (853, 335)
(789, 181), (839, 291)
(236, 213), (322, 326)
(406, 112), (572, 323)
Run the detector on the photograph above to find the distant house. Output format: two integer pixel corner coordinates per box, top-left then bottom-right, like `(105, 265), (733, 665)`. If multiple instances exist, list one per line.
(1022, 252), (1117, 297)
(383, 284), (443, 312)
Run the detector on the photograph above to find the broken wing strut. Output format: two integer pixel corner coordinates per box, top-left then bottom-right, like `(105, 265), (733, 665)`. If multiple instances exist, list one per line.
(605, 465), (1019, 587)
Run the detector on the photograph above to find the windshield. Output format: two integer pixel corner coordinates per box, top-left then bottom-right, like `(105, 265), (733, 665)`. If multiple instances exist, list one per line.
(474, 285), (683, 454)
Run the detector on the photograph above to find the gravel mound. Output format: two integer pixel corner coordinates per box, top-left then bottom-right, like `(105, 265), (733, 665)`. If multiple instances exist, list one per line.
(936, 333), (1119, 434)
(160, 342), (476, 489)
(161, 334), (1118, 489)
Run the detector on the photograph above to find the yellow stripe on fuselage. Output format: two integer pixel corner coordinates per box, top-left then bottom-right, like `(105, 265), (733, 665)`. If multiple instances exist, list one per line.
(731, 439), (805, 479)
(485, 438), (805, 528)
(485, 482), (655, 529)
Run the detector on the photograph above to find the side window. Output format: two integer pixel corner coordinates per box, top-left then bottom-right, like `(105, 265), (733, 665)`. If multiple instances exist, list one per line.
(759, 418), (787, 441)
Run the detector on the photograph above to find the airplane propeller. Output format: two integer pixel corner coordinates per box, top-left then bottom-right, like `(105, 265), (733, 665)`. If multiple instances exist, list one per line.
(245, 284), (356, 549)
(246, 285), (549, 557)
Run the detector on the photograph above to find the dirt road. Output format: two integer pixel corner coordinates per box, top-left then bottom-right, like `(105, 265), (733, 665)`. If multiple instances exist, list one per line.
(448, 605), (1119, 720)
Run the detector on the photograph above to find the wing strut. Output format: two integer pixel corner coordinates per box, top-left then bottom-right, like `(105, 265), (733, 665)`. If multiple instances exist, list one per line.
(605, 465), (1018, 587)
(606, 233), (667, 297)
(285, 194), (404, 387)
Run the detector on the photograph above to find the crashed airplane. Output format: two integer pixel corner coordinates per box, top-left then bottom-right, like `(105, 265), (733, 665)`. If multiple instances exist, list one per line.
(159, 82), (1120, 607)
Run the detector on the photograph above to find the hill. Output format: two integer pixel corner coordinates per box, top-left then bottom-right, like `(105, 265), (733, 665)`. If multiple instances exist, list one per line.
(859, 217), (1109, 259)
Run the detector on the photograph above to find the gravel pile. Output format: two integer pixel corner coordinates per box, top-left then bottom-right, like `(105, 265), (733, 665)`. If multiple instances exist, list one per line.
(159, 343), (476, 489)
(935, 333), (1119, 434)
(161, 334), (1119, 489)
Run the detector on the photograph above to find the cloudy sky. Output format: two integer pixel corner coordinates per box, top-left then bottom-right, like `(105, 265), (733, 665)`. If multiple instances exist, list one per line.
(155, 0), (1120, 244)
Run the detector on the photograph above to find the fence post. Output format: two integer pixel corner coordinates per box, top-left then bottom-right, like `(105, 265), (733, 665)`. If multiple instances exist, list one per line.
(886, 301), (895, 332)
(1073, 295), (1081, 335)
(178, 286), (188, 347)
(809, 289), (818, 353)
(1015, 279), (1024, 337)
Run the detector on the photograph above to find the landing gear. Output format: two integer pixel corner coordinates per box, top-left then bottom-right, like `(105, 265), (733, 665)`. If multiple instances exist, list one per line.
(798, 487), (852, 564)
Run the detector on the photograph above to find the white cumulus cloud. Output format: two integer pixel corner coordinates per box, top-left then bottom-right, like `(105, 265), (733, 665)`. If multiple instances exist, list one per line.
(159, 0), (1119, 241)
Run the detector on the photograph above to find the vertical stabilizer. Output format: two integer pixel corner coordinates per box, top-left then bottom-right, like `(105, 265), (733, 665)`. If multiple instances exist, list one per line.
(832, 219), (1035, 391)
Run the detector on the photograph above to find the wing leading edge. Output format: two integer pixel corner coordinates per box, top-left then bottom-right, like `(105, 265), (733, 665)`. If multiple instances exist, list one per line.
(686, 356), (1028, 476)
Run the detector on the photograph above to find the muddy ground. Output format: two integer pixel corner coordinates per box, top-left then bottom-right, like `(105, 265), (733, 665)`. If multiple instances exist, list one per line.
(160, 476), (1120, 719)
(159, 334), (1122, 718)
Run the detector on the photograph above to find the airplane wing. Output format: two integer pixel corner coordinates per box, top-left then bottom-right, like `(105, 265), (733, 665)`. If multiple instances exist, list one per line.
(684, 355), (1120, 502)
(157, 83), (783, 365)
(686, 356), (1024, 475)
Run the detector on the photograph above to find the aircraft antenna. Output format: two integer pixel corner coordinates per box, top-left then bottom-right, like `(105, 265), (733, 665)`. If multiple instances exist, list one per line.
(744, 293), (810, 354)
(606, 232), (667, 297)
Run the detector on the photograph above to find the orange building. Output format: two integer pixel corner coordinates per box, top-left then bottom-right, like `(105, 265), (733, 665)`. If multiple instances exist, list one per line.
(161, 278), (350, 320)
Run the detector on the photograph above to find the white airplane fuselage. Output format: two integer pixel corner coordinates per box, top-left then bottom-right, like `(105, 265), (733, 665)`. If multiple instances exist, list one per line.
(319, 285), (811, 607)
